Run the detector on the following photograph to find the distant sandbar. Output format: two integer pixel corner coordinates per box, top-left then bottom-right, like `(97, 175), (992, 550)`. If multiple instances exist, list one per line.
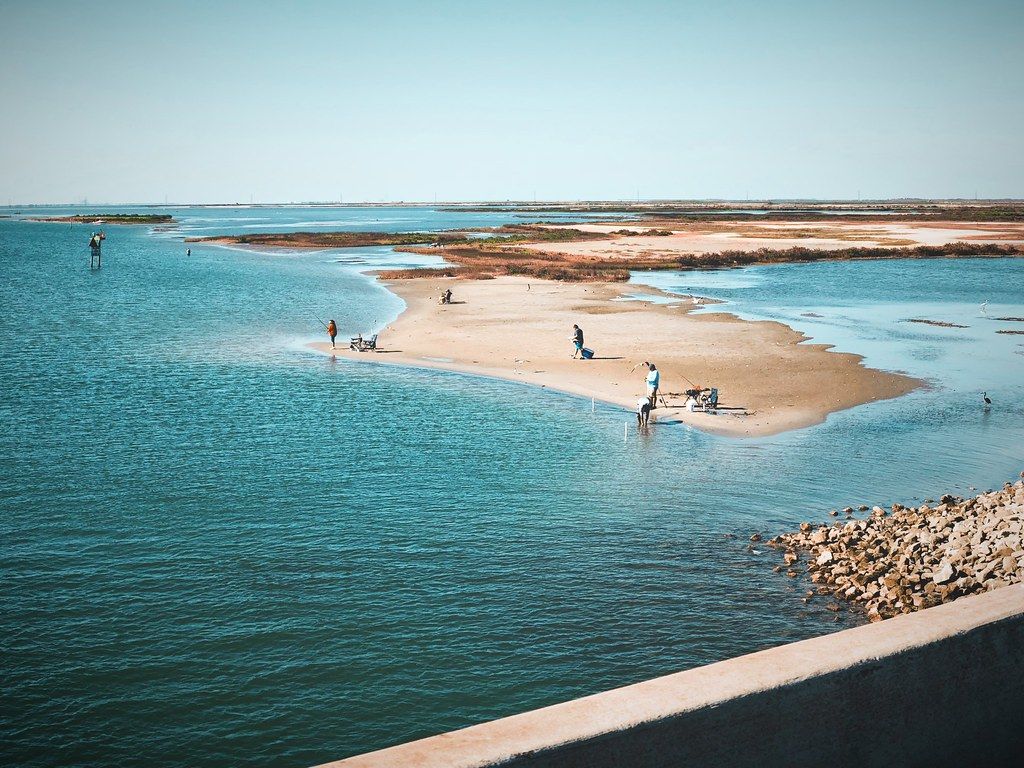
(31, 214), (174, 225)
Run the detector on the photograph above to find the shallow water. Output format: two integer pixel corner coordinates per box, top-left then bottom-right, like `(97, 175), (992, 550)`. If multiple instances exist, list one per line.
(633, 258), (1024, 397)
(1, 210), (1022, 767)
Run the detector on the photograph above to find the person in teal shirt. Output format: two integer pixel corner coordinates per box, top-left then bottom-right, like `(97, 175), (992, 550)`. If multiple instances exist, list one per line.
(645, 362), (660, 408)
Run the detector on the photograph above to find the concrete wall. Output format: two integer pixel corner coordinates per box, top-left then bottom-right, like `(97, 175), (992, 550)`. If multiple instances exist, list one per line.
(318, 584), (1024, 768)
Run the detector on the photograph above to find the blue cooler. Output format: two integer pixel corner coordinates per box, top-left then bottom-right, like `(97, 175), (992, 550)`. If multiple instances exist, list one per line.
(581, 347), (595, 359)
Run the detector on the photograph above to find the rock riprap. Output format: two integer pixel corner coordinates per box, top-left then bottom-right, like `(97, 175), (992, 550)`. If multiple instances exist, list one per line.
(767, 475), (1024, 622)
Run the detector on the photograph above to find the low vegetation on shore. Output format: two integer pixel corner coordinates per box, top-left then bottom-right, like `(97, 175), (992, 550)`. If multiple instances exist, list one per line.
(384, 241), (631, 281)
(194, 218), (1024, 283)
(379, 241), (1024, 282)
(35, 214), (174, 224)
(189, 231), (449, 248)
(763, 474), (1024, 622)
(188, 224), (607, 250)
(442, 202), (1024, 222)
(665, 241), (1024, 268)
(610, 228), (674, 236)
(650, 205), (1024, 223)
(905, 319), (970, 328)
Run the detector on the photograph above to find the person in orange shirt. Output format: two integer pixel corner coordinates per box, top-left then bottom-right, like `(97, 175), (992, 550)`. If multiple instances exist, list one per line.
(327, 319), (337, 348)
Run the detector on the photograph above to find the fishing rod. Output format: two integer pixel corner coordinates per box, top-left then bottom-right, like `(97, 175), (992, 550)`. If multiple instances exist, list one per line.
(674, 369), (698, 389)
(630, 359), (694, 386)
(630, 360), (697, 409)
(627, 360), (670, 408)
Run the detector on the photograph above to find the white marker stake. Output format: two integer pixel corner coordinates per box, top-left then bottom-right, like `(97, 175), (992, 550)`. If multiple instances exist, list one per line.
(591, 397), (595, 414)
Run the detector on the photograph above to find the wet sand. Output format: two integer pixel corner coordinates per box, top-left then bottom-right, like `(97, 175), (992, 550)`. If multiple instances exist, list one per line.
(310, 277), (921, 437)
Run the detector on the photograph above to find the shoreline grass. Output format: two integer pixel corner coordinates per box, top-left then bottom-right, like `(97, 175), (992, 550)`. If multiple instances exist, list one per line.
(33, 214), (175, 224)
(379, 242), (1024, 282)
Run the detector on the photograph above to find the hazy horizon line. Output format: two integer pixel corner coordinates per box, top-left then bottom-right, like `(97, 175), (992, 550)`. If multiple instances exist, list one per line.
(4, 197), (1023, 208)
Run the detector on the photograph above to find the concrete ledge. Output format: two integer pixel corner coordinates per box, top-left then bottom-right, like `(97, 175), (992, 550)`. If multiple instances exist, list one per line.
(318, 583), (1024, 767)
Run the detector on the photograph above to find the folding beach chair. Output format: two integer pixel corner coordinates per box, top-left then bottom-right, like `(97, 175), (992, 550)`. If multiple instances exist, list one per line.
(699, 387), (719, 412)
(350, 333), (378, 352)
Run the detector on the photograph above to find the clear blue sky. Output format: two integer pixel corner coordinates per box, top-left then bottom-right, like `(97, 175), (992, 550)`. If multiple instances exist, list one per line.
(3, 0), (1022, 204)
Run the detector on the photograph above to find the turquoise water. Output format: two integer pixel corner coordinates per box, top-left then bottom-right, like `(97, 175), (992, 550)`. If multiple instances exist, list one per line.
(633, 258), (1024, 412)
(2, 209), (1022, 767)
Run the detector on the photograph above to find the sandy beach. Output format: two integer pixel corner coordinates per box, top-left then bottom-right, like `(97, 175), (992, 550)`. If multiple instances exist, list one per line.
(522, 220), (1024, 262)
(311, 276), (921, 437)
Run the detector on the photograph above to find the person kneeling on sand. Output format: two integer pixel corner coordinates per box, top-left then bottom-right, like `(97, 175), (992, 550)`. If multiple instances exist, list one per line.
(571, 324), (584, 358)
(637, 397), (652, 427)
(645, 362), (660, 408)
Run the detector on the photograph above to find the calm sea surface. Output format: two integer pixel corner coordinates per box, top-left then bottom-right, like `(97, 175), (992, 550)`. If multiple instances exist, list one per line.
(2, 207), (1022, 767)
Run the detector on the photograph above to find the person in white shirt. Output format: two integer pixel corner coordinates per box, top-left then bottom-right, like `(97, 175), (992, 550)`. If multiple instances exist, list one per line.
(637, 397), (652, 427)
(645, 362), (660, 409)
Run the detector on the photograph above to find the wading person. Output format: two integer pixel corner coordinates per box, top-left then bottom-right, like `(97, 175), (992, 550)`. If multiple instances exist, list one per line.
(645, 361), (660, 408)
(637, 396), (652, 427)
(571, 324), (584, 358)
(327, 319), (337, 349)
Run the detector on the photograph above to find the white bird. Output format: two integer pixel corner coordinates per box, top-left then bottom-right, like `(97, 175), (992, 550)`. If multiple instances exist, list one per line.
(983, 391), (992, 406)
(980, 301), (989, 315)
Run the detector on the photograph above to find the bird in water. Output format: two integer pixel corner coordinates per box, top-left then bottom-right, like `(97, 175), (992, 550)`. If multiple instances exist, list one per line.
(983, 391), (992, 406)
(980, 300), (989, 315)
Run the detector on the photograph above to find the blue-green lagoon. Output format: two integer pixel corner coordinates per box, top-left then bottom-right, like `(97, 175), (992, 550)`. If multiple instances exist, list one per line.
(1, 207), (1022, 767)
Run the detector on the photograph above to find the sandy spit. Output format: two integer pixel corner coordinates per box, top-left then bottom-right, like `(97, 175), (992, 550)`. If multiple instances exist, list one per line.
(310, 276), (921, 438)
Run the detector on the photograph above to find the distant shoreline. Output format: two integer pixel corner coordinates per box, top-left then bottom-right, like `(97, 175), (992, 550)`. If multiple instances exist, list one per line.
(6, 199), (1024, 212)
(29, 214), (175, 225)
(195, 218), (1024, 282)
(439, 202), (1024, 223)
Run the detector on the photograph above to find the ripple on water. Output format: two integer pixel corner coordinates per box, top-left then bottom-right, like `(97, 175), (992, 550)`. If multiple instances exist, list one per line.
(1, 215), (1022, 767)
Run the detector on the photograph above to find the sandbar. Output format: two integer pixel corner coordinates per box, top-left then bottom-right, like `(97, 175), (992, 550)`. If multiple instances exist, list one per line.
(310, 277), (921, 438)
(522, 220), (1024, 262)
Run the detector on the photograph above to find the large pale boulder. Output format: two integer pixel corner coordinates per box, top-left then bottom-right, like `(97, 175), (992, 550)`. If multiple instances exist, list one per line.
(932, 560), (956, 585)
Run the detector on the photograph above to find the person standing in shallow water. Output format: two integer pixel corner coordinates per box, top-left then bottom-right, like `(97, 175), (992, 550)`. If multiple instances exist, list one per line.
(637, 396), (652, 427)
(571, 324), (584, 358)
(327, 319), (337, 349)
